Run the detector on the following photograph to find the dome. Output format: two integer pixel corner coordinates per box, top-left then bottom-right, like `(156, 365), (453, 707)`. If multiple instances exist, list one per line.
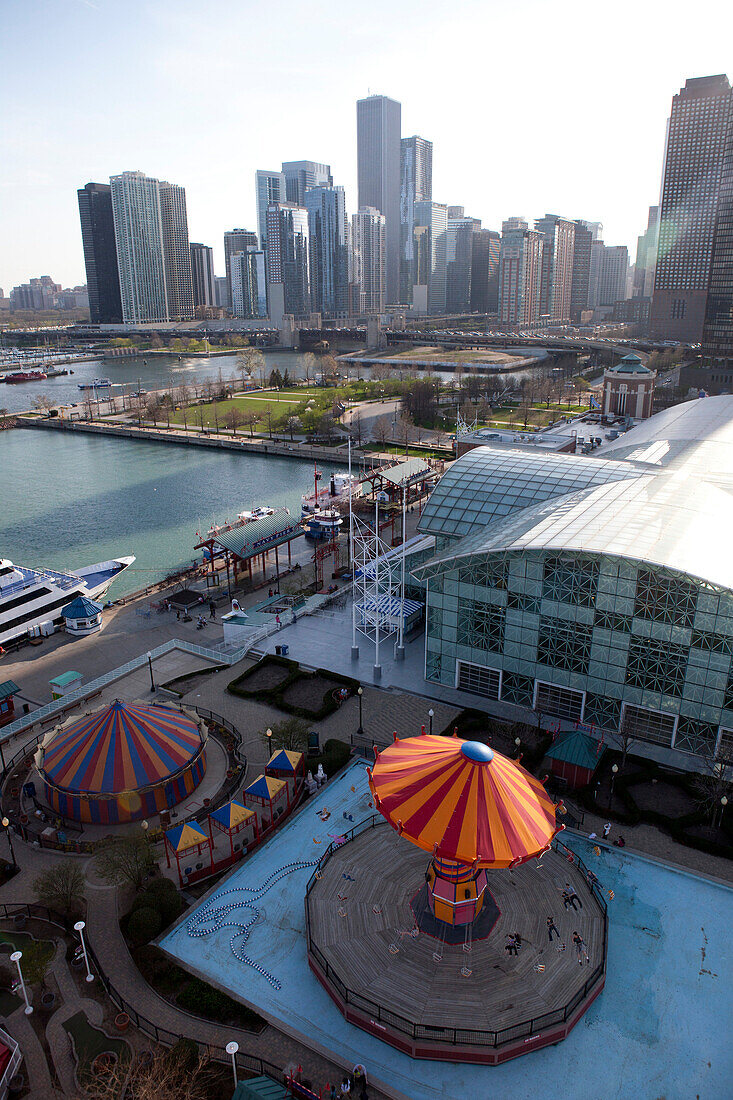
(608, 353), (652, 375)
(39, 700), (207, 823)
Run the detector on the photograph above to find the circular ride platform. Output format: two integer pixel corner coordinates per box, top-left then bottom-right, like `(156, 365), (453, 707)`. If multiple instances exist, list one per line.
(306, 821), (607, 1064)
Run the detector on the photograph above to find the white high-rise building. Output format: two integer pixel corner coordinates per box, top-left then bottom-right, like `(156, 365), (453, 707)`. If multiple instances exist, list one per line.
(357, 95), (401, 304)
(351, 208), (386, 314)
(110, 171), (168, 324)
(255, 170), (286, 251)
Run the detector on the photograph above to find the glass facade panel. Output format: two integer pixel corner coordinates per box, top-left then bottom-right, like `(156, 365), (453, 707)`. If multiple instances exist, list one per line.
(622, 704), (676, 746)
(537, 616), (593, 674)
(456, 661), (501, 700)
(625, 637), (688, 697)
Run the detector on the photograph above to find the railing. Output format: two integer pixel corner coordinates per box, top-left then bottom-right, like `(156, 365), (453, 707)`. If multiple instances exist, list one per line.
(304, 819), (608, 1052)
(0, 902), (291, 1087)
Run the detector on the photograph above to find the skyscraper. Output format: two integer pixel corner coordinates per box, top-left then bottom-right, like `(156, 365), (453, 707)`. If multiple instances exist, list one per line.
(598, 245), (629, 307)
(651, 75), (733, 341)
(351, 208), (386, 314)
(498, 218), (543, 327)
(159, 182), (194, 321)
(446, 215), (480, 313)
(357, 94), (401, 303)
(77, 183), (122, 323)
(399, 136), (432, 303)
(255, 170), (286, 250)
(570, 221), (594, 321)
(702, 104), (733, 366)
(470, 229), (500, 314)
(190, 243), (217, 309)
(305, 186), (349, 318)
(110, 171), (168, 324)
(535, 215), (575, 322)
(633, 206), (659, 298)
(224, 229), (258, 311)
(281, 161), (333, 206)
(588, 239), (605, 310)
(266, 203), (310, 320)
(230, 251), (268, 319)
(413, 201), (448, 314)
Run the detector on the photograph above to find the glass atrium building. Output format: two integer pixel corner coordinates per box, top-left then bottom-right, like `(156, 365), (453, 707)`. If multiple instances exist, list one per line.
(412, 398), (733, 765)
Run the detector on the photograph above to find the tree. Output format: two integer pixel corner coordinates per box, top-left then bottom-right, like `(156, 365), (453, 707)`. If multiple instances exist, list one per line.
(94, 836), (155, 891)
(175, 384), (190, 430)
(236, 347), (264, 390)
(692, 744), (733, 824)
(268, 368), (284, 391)
(301, 352), (317, 385)
(351, 410), (363, 447)
(0, 408), (8, 428)
(395, 413), (415, 455)
(145, 397), (162, 426)
(32, 393), (55, 415)
(318, 412), (336, 442)
(224, 408), (242, 435)
(286, 415), (301, 441)
(262, 717), (309, 753)
(77, 1043), (214, 1100)
(372, 415), (391, 447)
(33, 860), (85, 916)
(243, 412), (260, 437)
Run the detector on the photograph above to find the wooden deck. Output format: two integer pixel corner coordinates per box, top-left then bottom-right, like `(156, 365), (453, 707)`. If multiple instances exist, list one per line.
(307, 824), (606, 1035)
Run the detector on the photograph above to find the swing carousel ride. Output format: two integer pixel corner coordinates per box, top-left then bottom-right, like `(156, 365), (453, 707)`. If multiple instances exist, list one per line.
(305, 732), (608, 1064)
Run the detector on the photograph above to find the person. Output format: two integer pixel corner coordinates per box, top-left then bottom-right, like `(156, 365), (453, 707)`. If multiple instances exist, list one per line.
(352, 1065), (366, 1089)
(572, 930), (589, 965)
(209, 600), (216, 619)
(614, 834), (626, 848)
(176, 609), (180, 621)
(564, 882), (583, 911)
(513, 932), (522, 950)
(269, 588), (273, 598)
(276, 613), (281, 627)
(547, 915), (560, 942)
(603, 822), (612, 840)
(504, 933), (518, 956)
(340, 1075), (351, 1096)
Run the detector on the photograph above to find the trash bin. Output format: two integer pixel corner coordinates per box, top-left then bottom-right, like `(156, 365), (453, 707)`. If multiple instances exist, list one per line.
(281, 644), (289, 656)
(275, 645), (282, 656)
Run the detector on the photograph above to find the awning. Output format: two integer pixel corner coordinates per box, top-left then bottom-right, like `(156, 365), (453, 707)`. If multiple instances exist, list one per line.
(213, 509), (303, 561)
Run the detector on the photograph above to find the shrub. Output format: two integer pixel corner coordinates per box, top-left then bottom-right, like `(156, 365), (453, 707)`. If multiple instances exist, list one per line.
(127, 906), (162, 947)
(166, 1037), (199, 1073)
(177, 978), (265, 1030)
(134, 878), (184, 927)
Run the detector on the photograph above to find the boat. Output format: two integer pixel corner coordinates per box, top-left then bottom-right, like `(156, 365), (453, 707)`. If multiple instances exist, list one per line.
(4, 371), (48, 384)
(304, 510), (343, 541)
(78, 378), (111, 390)
(301, 469), (361, 517)
(0, 556), (135, 648)
(45, 369), (69, 379)
(200, 506), (283, 542)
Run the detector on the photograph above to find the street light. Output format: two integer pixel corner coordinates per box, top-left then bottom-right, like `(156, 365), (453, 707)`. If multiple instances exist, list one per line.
(719, 795), (729, 829)
(2, 816), (16, 870)
(357, 687), (363, 736)
(609, 763), (619, 810)
(147, 652), (155, 693)
(10, 951), (33, 1014)
(74, 921), (94, 983)
(428, 709), (434, 737)
(226, 1041), (239, 1088)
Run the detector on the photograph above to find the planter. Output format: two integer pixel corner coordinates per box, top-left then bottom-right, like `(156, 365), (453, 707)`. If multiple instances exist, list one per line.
(93, 1052), (118, 1077)
(71, 953), (85, 970)
(13, 914), (27, 930)
(114, 1012), (130, 1032)
(41, 990), (56, 1011)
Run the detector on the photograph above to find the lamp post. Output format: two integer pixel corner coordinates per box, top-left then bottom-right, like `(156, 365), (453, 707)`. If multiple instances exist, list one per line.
(147, 652), (155, 693)
(357, 687), (363, 737)
(74, 921), (94, 983)
(514, 736), (521, 758)
(428, 709), (434, 737)
(608, 763), (619, 811)
(719, 795), (728, 829)
(226, 1041), (239, 1088)
(2, 816), (16, 870)
(141, 819), (150, 848)
(10, 951), (32, 1014)
(266, 729), (272, 757)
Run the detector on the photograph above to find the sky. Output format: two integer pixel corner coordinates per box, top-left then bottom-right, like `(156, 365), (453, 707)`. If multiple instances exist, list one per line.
(2, 0), (733, 291)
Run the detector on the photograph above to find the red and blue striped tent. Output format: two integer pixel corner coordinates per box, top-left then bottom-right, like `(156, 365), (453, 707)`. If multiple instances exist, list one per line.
(39, 700), (206, 824)
(369, 734), (559, 869)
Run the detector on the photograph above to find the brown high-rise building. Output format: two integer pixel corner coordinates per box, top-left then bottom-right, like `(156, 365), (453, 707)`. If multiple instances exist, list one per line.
(535, 215), (575, 323)
(650, 75), (733, 342)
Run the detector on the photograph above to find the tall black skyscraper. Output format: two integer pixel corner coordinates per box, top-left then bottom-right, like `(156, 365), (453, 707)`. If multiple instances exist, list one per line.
(357, 95), (401, 304)
(703, 105), (733, 366)
(77, 183), (122, 323)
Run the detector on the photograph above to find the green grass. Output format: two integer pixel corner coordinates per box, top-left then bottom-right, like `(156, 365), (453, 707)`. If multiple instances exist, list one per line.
(362, 443), (452, 458)
(63, 1010), (131, 1081)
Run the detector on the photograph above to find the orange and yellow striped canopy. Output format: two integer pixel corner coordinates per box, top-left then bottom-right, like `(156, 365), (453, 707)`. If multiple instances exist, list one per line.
(368, 735), (559, 868)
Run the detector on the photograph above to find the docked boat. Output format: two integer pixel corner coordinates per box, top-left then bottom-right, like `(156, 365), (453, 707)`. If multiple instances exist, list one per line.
(301, 469), (361, 517)
(304, 510), (343, 540)
(201, 506), (281, 541)
(45, 369), (69, 378)
(4, 371), (47, 384)
(78, 378), (111, 390)
(0, 556), (135, 648)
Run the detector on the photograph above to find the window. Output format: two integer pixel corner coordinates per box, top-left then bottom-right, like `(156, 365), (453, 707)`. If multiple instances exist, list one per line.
(542, 555), (599, 607)
(537, 616), (593, 674)
(626, 637), (688, 697)
(621, 704), (676, 747)
(456, 661), (501, 700)
(583, 693), (621, 730)
(535, 681), (584, 722)
(634, 568), (697, 627)
(716, 728), (733, 765)
(457, 600), (505, 653)
(501, 671), (534, 706)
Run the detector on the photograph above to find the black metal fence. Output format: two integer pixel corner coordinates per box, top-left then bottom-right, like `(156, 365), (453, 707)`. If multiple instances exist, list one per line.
(304, 817), (608, 1051)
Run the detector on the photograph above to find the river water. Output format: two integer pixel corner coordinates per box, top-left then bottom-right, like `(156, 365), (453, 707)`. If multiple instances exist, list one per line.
(0, 429), (342, 598)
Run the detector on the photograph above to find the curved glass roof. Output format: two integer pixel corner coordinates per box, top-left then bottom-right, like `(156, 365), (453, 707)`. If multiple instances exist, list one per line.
(418, 445), (646, 539)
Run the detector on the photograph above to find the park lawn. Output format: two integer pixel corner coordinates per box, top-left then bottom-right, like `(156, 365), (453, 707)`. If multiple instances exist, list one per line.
(169, 395), (303, 430)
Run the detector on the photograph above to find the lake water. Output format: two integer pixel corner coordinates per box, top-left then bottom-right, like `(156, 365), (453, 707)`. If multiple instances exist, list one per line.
(0, 429), (342, 598)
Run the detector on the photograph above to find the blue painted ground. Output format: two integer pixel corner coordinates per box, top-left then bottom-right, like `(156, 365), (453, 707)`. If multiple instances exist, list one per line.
(160, 761), (733, 1100)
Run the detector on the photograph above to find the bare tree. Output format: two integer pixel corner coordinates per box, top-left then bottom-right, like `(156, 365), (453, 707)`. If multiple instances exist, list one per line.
(395, 412), (415, 455)
(224, 408), (243, 435)
(145, 397), (162, 426)
(261, 716), (309, 752)
(692, 743), (733, 825)
(286, 415), (301, 441)
(351, 410), (363, 446)
(76, 1043), (214, 1100)
(243, 412), (260, 437)
(94, 837), (155, 891)
(372, 415), (391, 448)
(32, 393), (55, 415)
(175, 384), (190, 430)
(33, 861), (85, 916)
(236, 347), (265, 390)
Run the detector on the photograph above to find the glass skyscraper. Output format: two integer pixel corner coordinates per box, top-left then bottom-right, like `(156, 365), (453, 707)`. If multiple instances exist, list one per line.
(282, 161), (333, 206)
(110, 171), (169, 324)
(266, 203), (310, 318)
(189, 243), (217, 308)
(357, 95), (401, 304)
(305, 186), (348, 318)
(77, 183), (122, 323)
(413, 201), (447, 314)
(255, 170), (286, 251)
(399, 136), (432, 304)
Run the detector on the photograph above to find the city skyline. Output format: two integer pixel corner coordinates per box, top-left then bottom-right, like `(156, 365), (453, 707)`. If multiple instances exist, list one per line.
(3, 0), (732, 289)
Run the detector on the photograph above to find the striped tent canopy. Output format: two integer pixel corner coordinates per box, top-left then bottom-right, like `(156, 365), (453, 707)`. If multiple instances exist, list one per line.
(209, 800), (254, 830)
(244, 775), (285, 801)
(267, 749), (303, 774)
(368, 734), (559, 868)
(165, 821), (208, 854)
(40, 700), (203, 795)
